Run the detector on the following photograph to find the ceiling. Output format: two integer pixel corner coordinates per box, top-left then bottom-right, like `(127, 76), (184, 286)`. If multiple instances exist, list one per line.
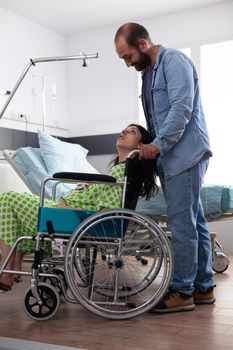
(0, 0), (230, 35)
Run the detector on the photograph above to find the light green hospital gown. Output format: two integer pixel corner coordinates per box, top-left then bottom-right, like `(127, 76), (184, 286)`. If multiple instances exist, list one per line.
(0, 163), (125, 254)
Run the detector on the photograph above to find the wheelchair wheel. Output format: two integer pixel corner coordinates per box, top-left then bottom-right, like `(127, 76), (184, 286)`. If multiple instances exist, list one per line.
(64, 209), (173, 320)
(23, 283), (60, 320)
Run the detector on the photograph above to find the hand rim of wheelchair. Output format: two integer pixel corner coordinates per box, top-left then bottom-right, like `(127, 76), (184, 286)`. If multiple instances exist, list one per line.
(22, 282), (60, 321)
(64, 208), (173, 320)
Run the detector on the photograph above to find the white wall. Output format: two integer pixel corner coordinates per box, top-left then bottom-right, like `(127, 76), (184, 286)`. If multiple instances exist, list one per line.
(67, 27), (138, 137)
(1, 2), (232, 137)
(208, 220), (233, 255)
(0, 7), (68, 136)
(145, 1), (233, 46)
(87, 154), (113, 173)
(67, 1), (233, 137)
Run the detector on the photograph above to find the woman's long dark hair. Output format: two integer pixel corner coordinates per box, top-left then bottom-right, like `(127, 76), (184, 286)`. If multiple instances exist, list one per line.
(110, 124), (158, 200)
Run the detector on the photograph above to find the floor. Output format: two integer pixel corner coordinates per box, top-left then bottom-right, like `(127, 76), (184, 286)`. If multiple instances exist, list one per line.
(1, 258), (233, 350)
(0, 337), (84, 350)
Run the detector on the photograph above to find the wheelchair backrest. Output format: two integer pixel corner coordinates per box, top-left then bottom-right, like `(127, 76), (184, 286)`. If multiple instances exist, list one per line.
(123, 157), (154, 210)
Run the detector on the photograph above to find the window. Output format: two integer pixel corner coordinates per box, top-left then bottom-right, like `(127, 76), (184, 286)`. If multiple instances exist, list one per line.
(138, 76), (146, 127)
(201, 40), (233, 184)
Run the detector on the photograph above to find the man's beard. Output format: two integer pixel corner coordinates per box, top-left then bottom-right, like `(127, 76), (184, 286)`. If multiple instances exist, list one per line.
(133, 50), (151, 71)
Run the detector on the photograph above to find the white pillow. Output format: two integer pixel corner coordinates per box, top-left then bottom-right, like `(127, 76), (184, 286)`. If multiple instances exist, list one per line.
(38, 130), (98, 175)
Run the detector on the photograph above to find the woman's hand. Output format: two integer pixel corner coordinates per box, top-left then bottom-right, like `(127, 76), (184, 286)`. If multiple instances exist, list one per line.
(56, 198), (69, 208)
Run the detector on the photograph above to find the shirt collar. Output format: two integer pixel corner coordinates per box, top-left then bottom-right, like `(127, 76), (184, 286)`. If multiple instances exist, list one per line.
(141, 45), (166, 77)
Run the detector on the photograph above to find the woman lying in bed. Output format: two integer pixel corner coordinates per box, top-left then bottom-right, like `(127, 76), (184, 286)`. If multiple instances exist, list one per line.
(0, 124), (157, 292)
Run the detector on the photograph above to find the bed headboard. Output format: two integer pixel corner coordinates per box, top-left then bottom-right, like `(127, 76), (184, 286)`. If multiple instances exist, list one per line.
(0, 127), (118, 155)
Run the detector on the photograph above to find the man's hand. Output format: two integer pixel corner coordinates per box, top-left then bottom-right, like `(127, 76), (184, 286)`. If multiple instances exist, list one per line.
(139, 143), (160, 159)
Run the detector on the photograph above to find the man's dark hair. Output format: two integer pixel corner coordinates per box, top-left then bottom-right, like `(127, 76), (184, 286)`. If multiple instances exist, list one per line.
(115, 23), (152, 49)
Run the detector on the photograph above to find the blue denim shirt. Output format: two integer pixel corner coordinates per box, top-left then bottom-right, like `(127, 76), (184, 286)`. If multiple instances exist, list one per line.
(141, 45), (212, 179)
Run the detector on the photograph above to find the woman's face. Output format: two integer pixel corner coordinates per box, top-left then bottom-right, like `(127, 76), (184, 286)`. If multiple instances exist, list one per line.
(116, 125), (142, 151)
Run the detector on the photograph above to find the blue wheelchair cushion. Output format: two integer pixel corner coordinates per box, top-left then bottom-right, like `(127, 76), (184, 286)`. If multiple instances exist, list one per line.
(38, 207), (124, 238)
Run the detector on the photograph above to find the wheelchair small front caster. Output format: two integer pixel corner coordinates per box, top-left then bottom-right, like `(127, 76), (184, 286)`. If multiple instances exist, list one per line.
(140, 257), (148, 265)
(101, 254), (107, 261)
(212, 251), (229, 273)
(23, 282), (60, 320)
(135, 251), (148, 265)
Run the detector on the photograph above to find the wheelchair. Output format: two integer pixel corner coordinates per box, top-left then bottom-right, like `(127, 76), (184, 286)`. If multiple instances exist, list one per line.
(0, 150), (173, 320)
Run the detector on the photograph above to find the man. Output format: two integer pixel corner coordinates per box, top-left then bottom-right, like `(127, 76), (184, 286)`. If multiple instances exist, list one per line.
(115, 23), (215, 313)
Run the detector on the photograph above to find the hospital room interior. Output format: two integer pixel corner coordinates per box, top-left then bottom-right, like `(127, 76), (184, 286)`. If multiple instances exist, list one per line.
(0, 0), (233, 349)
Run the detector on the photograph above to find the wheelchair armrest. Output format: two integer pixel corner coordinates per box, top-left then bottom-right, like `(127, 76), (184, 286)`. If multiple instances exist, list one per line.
(53, 172), (116, 183)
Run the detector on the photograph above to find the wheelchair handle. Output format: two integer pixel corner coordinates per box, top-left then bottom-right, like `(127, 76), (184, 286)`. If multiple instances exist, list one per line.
(127, 149), (140, 159)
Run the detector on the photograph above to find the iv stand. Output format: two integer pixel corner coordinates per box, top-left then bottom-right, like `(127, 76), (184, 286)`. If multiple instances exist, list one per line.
(0, 52), (98, 121)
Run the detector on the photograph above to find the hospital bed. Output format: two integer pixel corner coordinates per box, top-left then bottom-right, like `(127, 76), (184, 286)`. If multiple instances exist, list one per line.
(3, 147), (232, 273)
